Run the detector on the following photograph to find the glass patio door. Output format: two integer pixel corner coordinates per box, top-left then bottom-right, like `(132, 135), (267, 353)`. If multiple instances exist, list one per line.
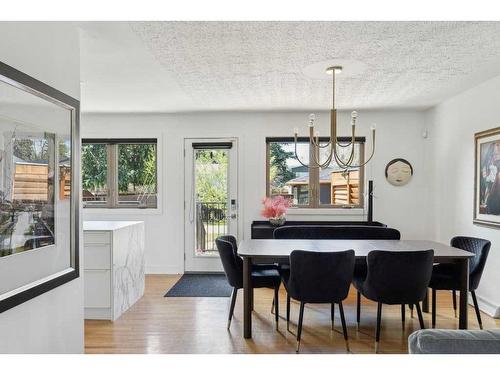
(184, 138), (238, 272)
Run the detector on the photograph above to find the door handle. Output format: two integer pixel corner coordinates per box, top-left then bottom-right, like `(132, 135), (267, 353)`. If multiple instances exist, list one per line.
(230, 214), (237, 219)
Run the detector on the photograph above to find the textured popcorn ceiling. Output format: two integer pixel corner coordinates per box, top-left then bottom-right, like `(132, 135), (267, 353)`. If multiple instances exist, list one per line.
(81, 21), (500, 112)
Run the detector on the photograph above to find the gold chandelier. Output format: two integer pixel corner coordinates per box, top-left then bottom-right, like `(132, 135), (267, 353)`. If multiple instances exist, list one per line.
(293, 65), (376, 169)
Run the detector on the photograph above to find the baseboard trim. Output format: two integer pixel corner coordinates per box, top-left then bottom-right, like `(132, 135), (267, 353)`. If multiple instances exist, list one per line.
(473, 294), (500, 318)
(146, 264), (183, 275)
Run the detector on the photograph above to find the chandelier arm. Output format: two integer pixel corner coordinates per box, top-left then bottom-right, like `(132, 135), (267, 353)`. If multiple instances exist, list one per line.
(333, 140), (356, 168)
(310, 139), (331, 169)
(311, 137), (332, 148)
(309, 126), (332, 169)
(325, 141), (355, 169)
(332, 146), (350, 168)
(335, 141), (354, 148)
(338, 131), (376, 169)
(330, 106), (353, 166)
(294, 136), (311, 168)
(322, 144), (335, 166)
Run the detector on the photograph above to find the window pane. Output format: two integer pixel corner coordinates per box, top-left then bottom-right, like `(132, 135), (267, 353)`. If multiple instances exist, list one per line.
(82, 144), (108, 204)
(268, 142), (309, 205)
(194, 149), (228, 256)
(117, 144), (157, 207)
(318, 142), (361, 205)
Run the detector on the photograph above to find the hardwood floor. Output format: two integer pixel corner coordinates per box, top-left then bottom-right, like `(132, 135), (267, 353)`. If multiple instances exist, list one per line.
(85, 275), (500, 354)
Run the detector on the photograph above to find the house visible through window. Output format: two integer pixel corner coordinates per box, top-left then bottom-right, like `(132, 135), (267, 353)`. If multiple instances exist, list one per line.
(266, 137), (364, 208)
(82, 139), (157, 208)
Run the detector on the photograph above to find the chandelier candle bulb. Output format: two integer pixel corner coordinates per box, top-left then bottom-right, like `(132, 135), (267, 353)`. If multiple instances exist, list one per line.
(293, 127), (299, 136)
(308, 113), (315, 127)
(371, 123), (377, 131)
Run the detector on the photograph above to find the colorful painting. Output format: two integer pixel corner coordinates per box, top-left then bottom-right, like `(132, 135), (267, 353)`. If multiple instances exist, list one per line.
(475, 127), (500, 227)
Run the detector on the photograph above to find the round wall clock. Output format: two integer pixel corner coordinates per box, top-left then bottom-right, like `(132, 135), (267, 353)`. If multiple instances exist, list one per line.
(385, 158), (413, 186)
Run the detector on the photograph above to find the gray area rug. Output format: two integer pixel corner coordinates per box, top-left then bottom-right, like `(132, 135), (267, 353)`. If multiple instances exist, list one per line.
(164, 273), (232, 297)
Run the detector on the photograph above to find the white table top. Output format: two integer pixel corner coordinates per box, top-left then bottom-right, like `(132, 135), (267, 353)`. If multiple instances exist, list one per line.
(238, 239), (473, 260)
(83, 221), (144, 231)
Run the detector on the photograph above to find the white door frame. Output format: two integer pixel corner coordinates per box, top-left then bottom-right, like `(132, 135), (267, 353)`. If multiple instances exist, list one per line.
(183, 137), (240, 273)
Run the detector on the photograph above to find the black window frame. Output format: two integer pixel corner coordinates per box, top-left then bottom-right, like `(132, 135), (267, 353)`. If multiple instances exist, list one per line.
(82, 138), (158, 209)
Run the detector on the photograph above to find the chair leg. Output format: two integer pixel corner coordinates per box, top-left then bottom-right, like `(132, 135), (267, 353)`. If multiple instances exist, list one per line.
(410, 304), (414, 318)
(471, 290), (483, 329)
(296, 302), (305, 353)
(432, 288), (437, 328)
(228, 287), (238, 329)
(375, 302), (382, 353)
(356, 290), (361, 330)
(452, 290), (457, 318)
(415, 302), (425, 329)
(271, 297), (275, 314)
(331, 303), (335, 330)
(286, 293), (291, 331)
(338, 302), (349, 352)
(274, 285), (279, 330)
(401, 304), (405, 331)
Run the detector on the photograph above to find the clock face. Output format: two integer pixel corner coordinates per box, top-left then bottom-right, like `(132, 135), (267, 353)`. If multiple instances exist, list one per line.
(385, 159), (413, 186)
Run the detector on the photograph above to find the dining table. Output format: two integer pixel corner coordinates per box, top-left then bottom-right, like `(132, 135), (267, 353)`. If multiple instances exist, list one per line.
(237, 239), (474, 339)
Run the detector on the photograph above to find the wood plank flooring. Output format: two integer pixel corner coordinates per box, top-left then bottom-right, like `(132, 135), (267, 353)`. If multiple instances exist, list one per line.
(85, 275), (499, 354)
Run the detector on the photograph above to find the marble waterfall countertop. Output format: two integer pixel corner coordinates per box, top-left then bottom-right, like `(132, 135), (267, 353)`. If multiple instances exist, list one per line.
(83, 220), (144, 231)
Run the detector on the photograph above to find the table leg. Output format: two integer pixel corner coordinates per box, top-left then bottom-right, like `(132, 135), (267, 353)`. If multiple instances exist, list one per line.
(243, 256), (253, 338)
(458, 258), (469, 329)
(422, 289), (429, 313)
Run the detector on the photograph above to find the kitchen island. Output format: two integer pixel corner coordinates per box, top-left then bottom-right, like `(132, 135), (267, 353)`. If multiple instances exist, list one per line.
(83, 221), (145, 321)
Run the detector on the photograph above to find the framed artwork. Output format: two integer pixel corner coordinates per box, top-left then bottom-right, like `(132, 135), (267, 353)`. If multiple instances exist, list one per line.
(474, 127), (500, 227)
(0, 61), (80, 313)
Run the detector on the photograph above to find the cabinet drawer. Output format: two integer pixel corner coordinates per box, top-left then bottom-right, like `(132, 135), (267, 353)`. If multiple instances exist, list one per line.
(84, 244), (111, 270)
(84, 270), (111, 308)
(84, 231), (111, 245)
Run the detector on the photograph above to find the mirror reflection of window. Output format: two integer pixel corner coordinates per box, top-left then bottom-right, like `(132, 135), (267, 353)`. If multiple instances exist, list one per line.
(1, 131), (56, 257)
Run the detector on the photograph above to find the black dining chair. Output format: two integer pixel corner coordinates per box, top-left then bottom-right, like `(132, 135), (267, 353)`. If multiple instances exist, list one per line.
(273, 225), (402, 329)
(429, 236), (491, 329)
(215, 236), (281, 330)
(281, 249), (355, 353)
(353, 249), (434, 353)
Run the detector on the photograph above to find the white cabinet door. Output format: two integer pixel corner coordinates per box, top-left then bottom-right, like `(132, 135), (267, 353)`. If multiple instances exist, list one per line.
(84, 270), (111, 308)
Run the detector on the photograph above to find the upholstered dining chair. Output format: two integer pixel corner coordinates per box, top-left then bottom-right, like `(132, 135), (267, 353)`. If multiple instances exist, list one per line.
(353, 249), (434, 353)
(215, 236), (281, 330)
(429, 236), (491, 329)
(273, 225), (402, 330)
(281, 249), (355, 353)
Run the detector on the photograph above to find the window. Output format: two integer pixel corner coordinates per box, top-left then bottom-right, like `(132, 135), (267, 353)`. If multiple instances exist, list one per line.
(266, 137), (364, 208)
(82, 139), (157, 208)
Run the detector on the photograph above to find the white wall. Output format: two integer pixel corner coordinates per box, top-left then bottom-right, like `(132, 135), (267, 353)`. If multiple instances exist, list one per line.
(82, 110), (429, 274)
(0, 22), (83, 353)
(427, 75), (500, 318)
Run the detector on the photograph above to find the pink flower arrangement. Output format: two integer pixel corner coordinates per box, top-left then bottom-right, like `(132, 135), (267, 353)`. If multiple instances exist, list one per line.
(261, 196), (291, 219)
